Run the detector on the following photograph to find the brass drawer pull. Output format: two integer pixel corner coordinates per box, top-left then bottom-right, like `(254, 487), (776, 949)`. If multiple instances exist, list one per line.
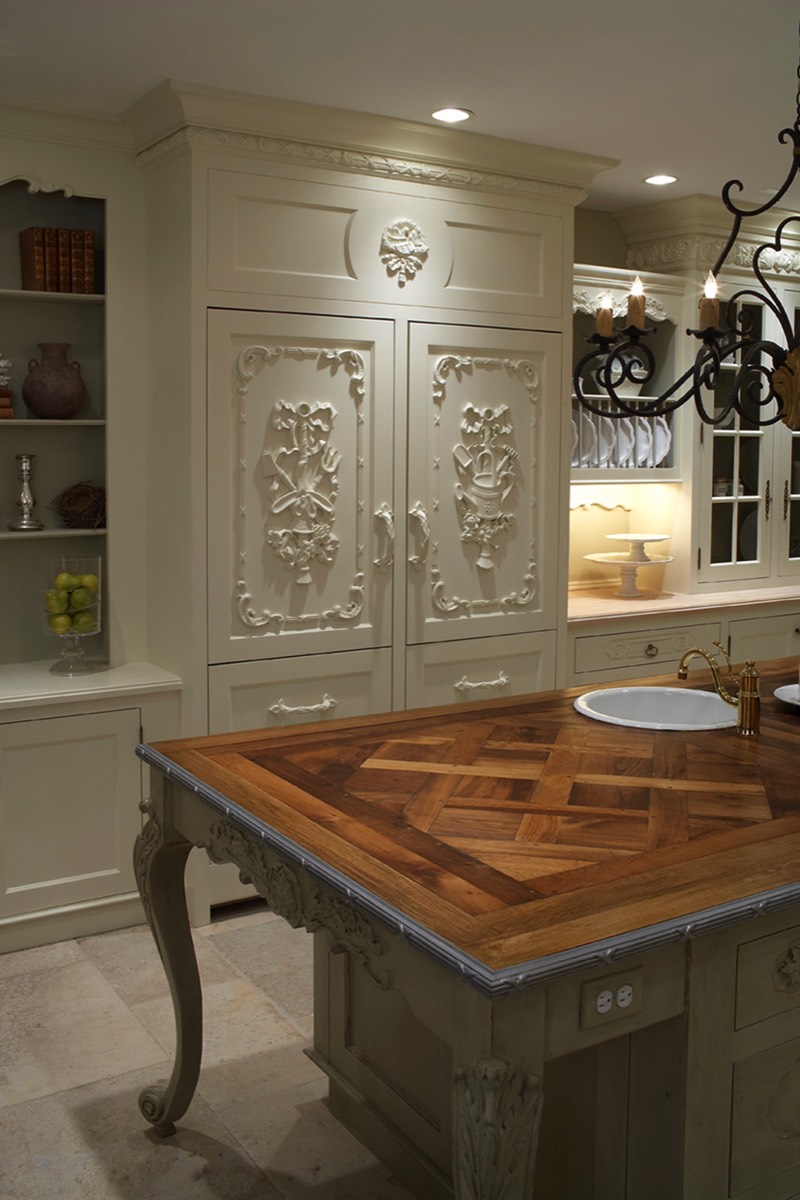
(644, 643), (659, 658)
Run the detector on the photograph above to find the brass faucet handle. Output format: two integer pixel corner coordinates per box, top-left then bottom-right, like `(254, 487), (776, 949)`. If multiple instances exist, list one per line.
(712, 639), (735, 681)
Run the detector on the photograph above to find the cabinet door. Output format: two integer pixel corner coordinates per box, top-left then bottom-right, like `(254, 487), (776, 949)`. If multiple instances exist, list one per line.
(406, 324), (562, 646)
(0, 708), (141, 920)
(207, 310), (394, 663)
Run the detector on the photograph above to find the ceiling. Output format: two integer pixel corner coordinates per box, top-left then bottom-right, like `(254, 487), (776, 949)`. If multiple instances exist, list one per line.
(2, 0), (800, 212)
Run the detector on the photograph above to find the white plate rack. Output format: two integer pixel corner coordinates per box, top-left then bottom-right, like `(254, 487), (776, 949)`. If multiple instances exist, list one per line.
(571, 396), (675, 473)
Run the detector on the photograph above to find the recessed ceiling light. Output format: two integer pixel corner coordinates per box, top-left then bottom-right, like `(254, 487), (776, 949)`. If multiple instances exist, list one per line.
(645, 174), (678, 187)
(431, 107), (473, 124)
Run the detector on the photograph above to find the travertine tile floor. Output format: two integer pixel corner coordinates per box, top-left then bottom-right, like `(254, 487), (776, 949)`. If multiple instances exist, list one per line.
(0, 901), (415, 1199)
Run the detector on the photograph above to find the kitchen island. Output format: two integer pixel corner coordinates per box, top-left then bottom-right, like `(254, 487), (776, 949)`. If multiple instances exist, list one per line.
(135, 658), (800, 1199)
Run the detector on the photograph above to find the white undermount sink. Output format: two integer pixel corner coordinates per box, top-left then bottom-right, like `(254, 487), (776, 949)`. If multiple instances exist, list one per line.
(574, 686), (737, 731)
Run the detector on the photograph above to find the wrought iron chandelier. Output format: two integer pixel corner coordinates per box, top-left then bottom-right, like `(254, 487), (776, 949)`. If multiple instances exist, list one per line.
(573, 40), (800, 432)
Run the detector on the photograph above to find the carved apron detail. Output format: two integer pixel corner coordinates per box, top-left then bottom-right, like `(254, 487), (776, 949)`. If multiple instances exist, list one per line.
(453, 1059), (543, 1200)
(197, 819), (389, 987)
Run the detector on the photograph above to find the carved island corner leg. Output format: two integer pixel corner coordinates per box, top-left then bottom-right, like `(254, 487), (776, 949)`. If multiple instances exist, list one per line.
(133, 781), (201, 1137)
(452, 987), (545, 1200)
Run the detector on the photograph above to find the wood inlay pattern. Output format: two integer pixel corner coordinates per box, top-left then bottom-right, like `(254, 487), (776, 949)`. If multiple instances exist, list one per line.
(150, 660), (800, 970)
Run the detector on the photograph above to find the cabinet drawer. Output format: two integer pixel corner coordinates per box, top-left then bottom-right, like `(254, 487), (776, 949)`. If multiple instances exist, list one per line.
(735, 922), (800, 1030)
(573, 621), (721, 678)
(208, 648), (392, 733)
(728, 612), (800, 664)
(405, 630), (555, 709)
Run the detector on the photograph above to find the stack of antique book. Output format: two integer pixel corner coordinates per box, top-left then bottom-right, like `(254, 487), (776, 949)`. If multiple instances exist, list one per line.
(18, 226), (97, 293)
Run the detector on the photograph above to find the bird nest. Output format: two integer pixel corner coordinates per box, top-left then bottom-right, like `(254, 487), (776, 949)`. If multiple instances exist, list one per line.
(52, 481), (106, 529)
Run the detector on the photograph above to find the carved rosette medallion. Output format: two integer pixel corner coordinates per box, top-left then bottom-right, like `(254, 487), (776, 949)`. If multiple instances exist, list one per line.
(429, 355), (539, 613)
(379, 219), (429, 286)
(773, 938), (800, 995)
(234, 345), (366, 631)
(453, 1058), (543, 1199)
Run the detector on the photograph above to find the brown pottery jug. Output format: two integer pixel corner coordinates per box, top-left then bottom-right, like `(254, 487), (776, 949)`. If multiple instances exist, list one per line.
(22, 342), (87, 419)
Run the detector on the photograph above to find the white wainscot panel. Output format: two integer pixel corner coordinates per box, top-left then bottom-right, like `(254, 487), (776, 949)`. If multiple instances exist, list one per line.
(406, 631), (556, 709)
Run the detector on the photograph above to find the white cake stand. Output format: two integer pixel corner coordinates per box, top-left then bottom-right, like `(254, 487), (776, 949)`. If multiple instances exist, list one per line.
(585, 533), (673, 598)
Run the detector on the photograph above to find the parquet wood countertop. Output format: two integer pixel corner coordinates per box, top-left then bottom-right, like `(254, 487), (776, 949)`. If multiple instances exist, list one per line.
(143, 658), (800, 987)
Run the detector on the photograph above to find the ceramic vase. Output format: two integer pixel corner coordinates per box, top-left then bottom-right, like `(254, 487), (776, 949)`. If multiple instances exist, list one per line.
(22, 342), (87, 419)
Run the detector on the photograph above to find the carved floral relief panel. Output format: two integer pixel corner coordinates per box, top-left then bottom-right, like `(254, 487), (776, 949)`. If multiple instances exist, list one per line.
(407, 325), (561, 645)
(207, 312), (394, 663)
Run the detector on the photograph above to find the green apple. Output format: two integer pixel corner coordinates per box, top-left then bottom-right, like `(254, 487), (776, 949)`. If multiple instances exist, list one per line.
(54, 571), (79, 591)
(48, 613), (72, 633)
(45, 588), (70, 614)
(69, 587), (93, 611)
(77, 573), (99, 593)
(72, 610), (97, 633)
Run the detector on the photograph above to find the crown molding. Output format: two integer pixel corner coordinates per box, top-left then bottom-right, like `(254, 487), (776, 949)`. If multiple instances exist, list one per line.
(125, 80), (615, 204)
(0, 102), (134, 153)
(618, 194), (800, 277)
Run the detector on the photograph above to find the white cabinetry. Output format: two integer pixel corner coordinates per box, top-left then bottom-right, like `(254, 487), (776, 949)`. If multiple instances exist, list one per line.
(0, 664), (180, 952)
(0, 110), (183, 948)
(129, 88), (606, 912)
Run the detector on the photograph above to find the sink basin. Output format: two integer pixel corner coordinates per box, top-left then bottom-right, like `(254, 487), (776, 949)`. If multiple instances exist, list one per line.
(574, 686), (737, 731)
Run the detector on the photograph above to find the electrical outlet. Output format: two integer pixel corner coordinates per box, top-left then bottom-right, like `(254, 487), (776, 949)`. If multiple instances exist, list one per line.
(579, 967), (645, 1029)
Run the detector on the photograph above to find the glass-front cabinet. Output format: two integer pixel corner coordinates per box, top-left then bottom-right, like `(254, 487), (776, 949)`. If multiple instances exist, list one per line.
(698, 290), (800, 585)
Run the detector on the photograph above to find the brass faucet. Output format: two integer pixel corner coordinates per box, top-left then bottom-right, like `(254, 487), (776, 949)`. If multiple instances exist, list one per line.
(676, 641), (760, 736)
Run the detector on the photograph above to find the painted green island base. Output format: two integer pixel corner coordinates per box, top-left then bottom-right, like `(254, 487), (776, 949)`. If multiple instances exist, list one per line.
(136, 659), (800, 1199)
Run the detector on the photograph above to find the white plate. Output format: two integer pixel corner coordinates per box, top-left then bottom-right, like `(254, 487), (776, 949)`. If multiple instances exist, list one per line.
(633, 416), (654, 466)
(596, 415), (616, 467)
(571, 409), (598, 467)
(774, 684), (800, 708)
(615, 416), (635, 467)
(653, 415), (672, 466)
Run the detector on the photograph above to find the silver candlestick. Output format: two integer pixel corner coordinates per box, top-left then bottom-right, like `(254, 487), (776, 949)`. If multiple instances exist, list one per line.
(8, 453), (45, 531)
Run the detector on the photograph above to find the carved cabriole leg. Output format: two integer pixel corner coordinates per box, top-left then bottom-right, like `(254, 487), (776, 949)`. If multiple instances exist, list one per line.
(133, 787), (200, 1137)
(452, 985), (545, 1199)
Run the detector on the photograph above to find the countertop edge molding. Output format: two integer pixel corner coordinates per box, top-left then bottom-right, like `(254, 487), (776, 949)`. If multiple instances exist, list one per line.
(137, 743), (800, 999)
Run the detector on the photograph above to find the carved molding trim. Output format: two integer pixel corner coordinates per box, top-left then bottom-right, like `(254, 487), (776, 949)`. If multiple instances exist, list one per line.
(626, 234), (800, 277)
(135, 125), (588, 204)
(133, 798), (161, 924)
(453, 1059), (542, 1199)
(0, 173), (74, 198)
(234, 344), (366, 631)
(603, 632), (693, 664)
(380, 219), (428, 285)
(197, 818), (389, 987)
(429, 355), (539, 612)
(573, 288), (669, 324)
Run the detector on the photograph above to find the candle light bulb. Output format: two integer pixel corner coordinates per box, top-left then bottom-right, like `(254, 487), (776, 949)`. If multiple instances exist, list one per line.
(699, 270), (720, 330)
(596, 292), (614, 337)
(626, 276), (646, 329)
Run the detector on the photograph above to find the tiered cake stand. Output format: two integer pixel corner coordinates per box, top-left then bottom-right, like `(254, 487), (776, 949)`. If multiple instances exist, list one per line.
(585, 533), (673, 598)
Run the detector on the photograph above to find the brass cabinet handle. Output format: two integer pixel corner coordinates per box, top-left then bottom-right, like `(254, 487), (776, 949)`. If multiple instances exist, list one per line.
(766, 479), (772, 519)
(644, 643), (659, 657)
(784, 479), (790, 520)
